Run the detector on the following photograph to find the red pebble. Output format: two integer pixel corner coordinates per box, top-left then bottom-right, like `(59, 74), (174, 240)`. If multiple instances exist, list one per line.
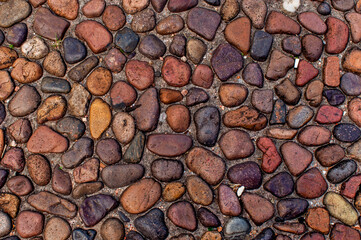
(341, 174), (361, 199)
(256, 137), (282, 173)
(315, 105), (343, 124)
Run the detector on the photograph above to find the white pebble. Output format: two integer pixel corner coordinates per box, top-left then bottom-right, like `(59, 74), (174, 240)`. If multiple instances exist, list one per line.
(294, 58), (300, 68)
(237, 186), (245, 197)
(283, 0), (300, 13)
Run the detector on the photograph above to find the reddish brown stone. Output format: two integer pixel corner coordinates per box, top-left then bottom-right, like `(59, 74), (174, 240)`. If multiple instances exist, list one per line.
(219, 83), (248, 107)
(110, 81), (137, 109)
(343, 48), (361, 74)
(147, 134), (192, 157)
(298, 12), (327, 34)
(29, 0), (46, 8)
(281, 142), (313, 176)
(348, 97), (361, 127)
(167, 201), (197, 231)
(102, 5), (126, 31)
(162, 56), (191, 87)
(1, 147), (25, 172)
(224, 17), (251, 54)
(315, 144), (345, 167)
(104, 48), (127, 73)
(298, 125), (331, 146)
(256, 137), (282, 173)
(0, 47), (18, 70)
(296, 60), (319, 87)
(265, 11), (301, 35)
(159, 88), (183, 104)
(191, 64), (214, 89)
(16, 211), (44, 238)
(323, 56), (340, 87)
(166, 105), (190, 133)
(73, 158), (99, 184)
(315, 105), (343, 124)
(223, 106), (267, 131)
(346, 13), (361, 43)
(296, 168), (328, 199)
(48, 0), (79, 20)
(341, 174), (361, 199)
(82, 0), (105, 17)
(217, 184), (241, 216)
(27, 126), (68, 153)
(125, 60), (154, 90)
(273, 222), (307, 235)
(75, 20), (113, 53)
(241, 193), (274, 226)
(330, 223), (361, 240)
(219, 130), (254, 160)
(305, 207), (330, 234)
(325, 17), (349, 54)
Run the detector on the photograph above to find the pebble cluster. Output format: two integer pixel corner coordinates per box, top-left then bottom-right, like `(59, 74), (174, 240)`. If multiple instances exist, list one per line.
(0, 0), (361, 239)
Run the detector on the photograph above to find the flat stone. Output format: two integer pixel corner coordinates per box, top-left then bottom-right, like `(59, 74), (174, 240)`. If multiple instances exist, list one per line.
(43, 51), (66, 77)
(251, 89), (273, 113)
(0, 71), (14, 101)
(123, 131), (145, 163)
(257, 137), (282, 173)
(223, 106), (267, 131)
(315, 105), (342, 124)
(281, 142), (312, 176)
(147, 134), (192, 157)
(241, 193), (274, 226)
(115, 27), (139, 53)
(266, 128), (297, 140)
(123, 0), (149, 14)
(82, 0), (105, 17)
(0, 193), (20, 218)
(1, 147), (24, 172)
(37, 95), (67, 124)
(156, 15), (184, 35)
(33, 7), (70, 40)
(61, 137), (93, 168)
(273, 222), (306, 235)
(72, 228), (97, 240)
(89, 98), (111, 139)
(346, 139), (361, 161)
(340, 72), (361, 96)
(21, 37), (49, 60)
(277, 198), (309, 220)
(197, 208), (221, 227)
(298, 125), (331, 146)
(254, 228), (275, 240)
(96, 138), (121, 165)
(220, 130), (254, 160)
(28, 191), (77, 218)
(194, 106), (220, 147)
(56, 116), (85, 141)
(186, 38), (207, 64)
(242, 0), (267, 28)
(323, 89), (345, 106)
(315, 144), (345, 167)
(302, 34), (323, 62)
(11, 58), (43, 84)
(186, 147), (225, 185)
(133, 88), (160, 131)
(102, 164), (144, 188)
(225, 17), (251, 54)
(75, 20), (112, 53)
(167, 201), (197, 231)
(68, 83), (91, 117)
(191, 64), (213, 89)
(131, 9), (156, 33)
(138, 34), (166, 59)
(219, 83), (248, 107)
(346, 13), (361, 43)
(227, 162), (262, 190)
(266, 50), (294, 80)
(264, 172), (294, 198)
(265, 11), (301, 34)
(348, 97), (361, 127)
(298, 12), (327, 34)
(186, 176), (213, 206)
(0, 47), (18, 70)
(187, 7), (220, 40)
(151, 0), (167, 12)
(151, 159), (183, 182)
(318, 2), (331, 15)
(44, 217), (71, 240)
(68, 56), (99, 82)
(162, 56), (191, 87)
(251, 31), (273, 61)
(27, 154), (51, 186)
(185, 87), (209, 106)
(134, 208), (168, 240)
(166, 104), (190, 133)
(334, 123), (361, 142)
(125, 60), (154, 90)
(341, 174), (361, 199)
(305, 207), (330, 234)
(7, 118), (32, 143)
(331, 0), (354, 11)
(296, 168), (328, 199)
(6, 23), (28, 47)
(104, 48), (127, 73)
(296, 60), (319, 86)
(324, 56), (340, 87)
(0, 211), (11, 237)
(325, 17), (349, 54)
(162, 182), (185, 202)
(48, 0), (78, 20)
(7, 175), (33, 196)
(242, 62), (264, 87)
(168, 0), (198, 12)
(330, 223), (361, 240)
(327, 159), (357, 184)
(86, 67), (112, 96)
(63, 37), (87, 64)
(0, 0), (31, 28)
(102, 5), (125, 31)
(305, 80), (324, 107)
(286, 105), (313, 129)
(323, 192), (358, 225)
(120, 178), (161, 214)
(224, 217), (251, 239)
(16, 211), (44, 238)
(27, 126), (68, 153)
(52, 165), (72, 195)
(282, 36), (302, 56)
(79, 194), (118, 227)
(110, 81), (137, 109)
(72, 182), (104, 199)
(73, 158), (99, 183)
(169, 35), (186, 57)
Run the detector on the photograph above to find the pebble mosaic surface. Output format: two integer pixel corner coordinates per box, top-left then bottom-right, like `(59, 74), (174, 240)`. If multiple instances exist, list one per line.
(1, 0), (361, 239)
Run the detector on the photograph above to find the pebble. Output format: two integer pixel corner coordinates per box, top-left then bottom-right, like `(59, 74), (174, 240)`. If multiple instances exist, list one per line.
(68, 83), (91, 117)
(48, 0), (78, 20)
(21, 37), (49, 59)
(157, 15), (184, 35)
(302, 34), (323, 62)
(315, 105), (342, 124)
(170, 35), (186, 57)
(102, 164), (144, 188)
(160, 88), (183, 104)
(315, 144), (345, 167)
(242, 62), (264, 87)
(95, 139), (122, 165)
(252, 89), (273, 113)
(0, 193), (20, 218)
(273, 222), (306, 235)
(185, 87), (209, 106)
(26, 154), (51, 186)
(82, 0), (105, 18)
(340, 72), (361, 95)
(134, 208), (168, 240)
(305, 207), (330, 234)
(63, 37), (87, 64)
(0, 71), (14, 101)
(224, 217), (251, 239)
(225, 17), (251, 54)
(281, 142), (312, 176)
(254, 228), (275, 240)
(187, 38), (207, 64)
(123, 131), (146, 163)
(68, 56), (99, 82)
(110, 113), (135, 144)
(345, 13), (361, 43)
(123, 0), (149, 14)
(7, 118), (32, 143)
(167, 201), (197, 231)
(277, 198), (309, 220)
(298, 125), (331, 146)
(110, 81), (137, 109)
(147, 134), (192, 157)
(0, 169), (8, 189)
(282, 36), (302, 56)
(0, 211), (11, 237)
(11, 58), (43, 83)
(347, 138), (361, 161)
(318, 2), (331, 15)
(139, 34), (166, 59)
(44, 217), (71, 240)
(186, 175), (213, 205)
(0, 104), (5, 124)
(265, 11), (301, 34)
(197, 208), (221, 227)
(72, 228), (97, 240)
(79, 194), (118, 227)
(264, 172), (294, 198)
(134, 88), (160, 131)
(212, 43), (243, 81)
(0, 47), (18, 69)
(56, 116), (85, 141)
(296, 168), (328, 199)
(327, 159), (357, 184)
(0, 31), (3, 45)
(163, 182), (185, 202)
(166, 104), (190, 133)
(266, 50), (294, 80)
(168, 0), (198, 12)
(201, 231), (222, 240)
(0, 0), (31, 28)
(7, 175), (33, 196)
(341, 174), (361, 198)
(6, 23), (27, 47)
(331, 0), (354, 11)
(242, 0), (267, 29)
(219, 83), (247, 107)
(115, 27), (139, 53)
(241, 192), (274, 226)
(223, 105), (268, 131)
(72, 182), (103, 199)
(257, 137), (282, 173)
(349, 98), (361, 127)
(151, 0), (168, 12)
(61, 137), (93, 168)
(191, 65), (213, 89)
(286, 105), (313, 128)
(126, 231), (144, 240)
(151, 159), (183, 182)
(298, 12), (327, 34)
(37, 95), (67, 124)
(324, 56), (340, 87)
(73, 158), (99, 183)
(102, 5), (125, 31)
(52, 165), (72, 195)
(325, 17), (349, 54)
(86, 67), (112, 95)
(43, 51), (67, 77)
(187, 7), (221, 41)
(219, 130), (254, 160)
(251, 31), (273, 61)
(330, 223), (361, 240)
(220, 0), (239, 21)
(100, 218), (124, 240)
(323, 89), (345, 106)
(120, 178), (161, 214)
(186, 147), (226, 185)
(16, 211), (44, 238)
(333, 123), (361, 142)
(104, 48), (127, 73)
(33, 7), (70, 40)
(75, 20), (112, 54)
(131, 9), (156, 33)
(305, 80), (323, 106)
(194, 106), (219, 146)
(162, 56), (191, 87)
(125, 60), (154, 90)
(323, 192), (358, 225)
(89, 98), (111, 139)
(1, 147), (25, 172)
(266, 128), (298, 140)
(228, 161), (262, 189)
